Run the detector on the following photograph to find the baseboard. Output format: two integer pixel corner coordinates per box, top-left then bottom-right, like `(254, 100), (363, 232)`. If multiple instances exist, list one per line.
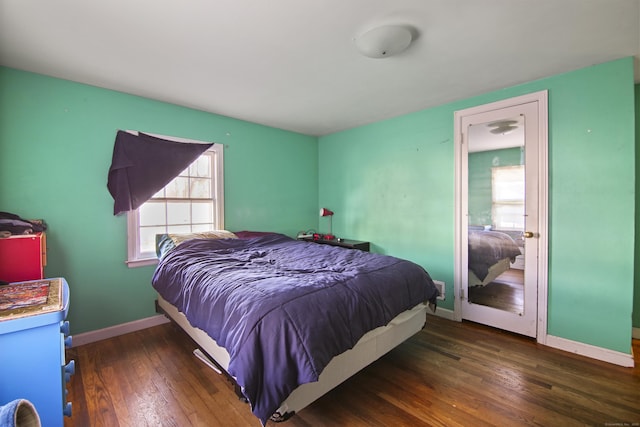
(545, 334), (634, 368)
(427, 306), (455, 321)
(633, 327), (640, 340)
(72, 314), (170, 347)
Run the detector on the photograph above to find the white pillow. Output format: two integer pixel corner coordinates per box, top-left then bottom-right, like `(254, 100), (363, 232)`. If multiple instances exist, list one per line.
(168, 230), (238, 246)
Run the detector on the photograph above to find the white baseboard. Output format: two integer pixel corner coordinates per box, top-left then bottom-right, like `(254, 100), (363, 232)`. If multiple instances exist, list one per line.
(427, 306), (455, 321)
(72, 314), (170, 347)
(545, 334), (634, 368)
(633, 327), (640, 340)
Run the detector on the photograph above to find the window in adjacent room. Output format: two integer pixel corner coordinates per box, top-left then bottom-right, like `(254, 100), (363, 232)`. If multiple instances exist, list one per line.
(126, 143), (224, 267)
(491, 165), (524, 230)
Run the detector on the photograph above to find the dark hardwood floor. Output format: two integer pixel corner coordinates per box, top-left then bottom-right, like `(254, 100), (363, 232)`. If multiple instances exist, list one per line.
(64, 315), (640, 427)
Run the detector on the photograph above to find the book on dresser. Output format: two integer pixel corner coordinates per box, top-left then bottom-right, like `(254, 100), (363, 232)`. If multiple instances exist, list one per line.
(0, 278), (63, 320)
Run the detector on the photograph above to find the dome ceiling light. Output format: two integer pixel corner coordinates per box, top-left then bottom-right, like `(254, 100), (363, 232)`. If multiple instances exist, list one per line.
(354, 25), (414, 58)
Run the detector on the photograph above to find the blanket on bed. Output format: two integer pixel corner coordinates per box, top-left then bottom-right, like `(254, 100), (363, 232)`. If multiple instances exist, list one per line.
(468, 230), (522, 280)
(152, 233), (438, 425)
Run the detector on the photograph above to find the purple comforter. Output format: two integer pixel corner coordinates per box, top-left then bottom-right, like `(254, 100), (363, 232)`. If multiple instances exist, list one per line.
(152, 234), (438, 425)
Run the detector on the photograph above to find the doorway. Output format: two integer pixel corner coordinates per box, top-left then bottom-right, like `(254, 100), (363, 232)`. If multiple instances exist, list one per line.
(454, 91), (548, 341)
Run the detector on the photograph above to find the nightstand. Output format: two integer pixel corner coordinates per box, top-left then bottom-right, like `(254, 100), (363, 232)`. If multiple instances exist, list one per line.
(299, 236), (370, 252)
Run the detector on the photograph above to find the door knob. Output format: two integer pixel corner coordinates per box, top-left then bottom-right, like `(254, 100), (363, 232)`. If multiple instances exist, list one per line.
(523, 231), (534, 238)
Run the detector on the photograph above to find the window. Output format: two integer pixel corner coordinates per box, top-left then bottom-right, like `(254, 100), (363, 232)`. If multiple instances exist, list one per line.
(492, 165), (524, 230)
(126, 143), (224, 267)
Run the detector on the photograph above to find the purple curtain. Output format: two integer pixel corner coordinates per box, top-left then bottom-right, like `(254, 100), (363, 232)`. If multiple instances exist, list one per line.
(107, 131), (213, 215)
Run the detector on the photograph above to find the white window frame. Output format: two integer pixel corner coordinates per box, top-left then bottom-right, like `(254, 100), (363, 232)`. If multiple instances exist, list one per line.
(125, 132), (224, 267)
(491, 165), (524, 230)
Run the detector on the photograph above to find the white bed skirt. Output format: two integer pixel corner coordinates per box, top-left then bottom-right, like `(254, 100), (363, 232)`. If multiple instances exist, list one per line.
(156, 295), (428, 420)
(468, 257), (512, 287)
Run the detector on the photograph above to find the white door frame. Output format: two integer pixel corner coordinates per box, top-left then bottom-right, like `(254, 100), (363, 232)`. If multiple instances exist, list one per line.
(453, 90), (549, 344)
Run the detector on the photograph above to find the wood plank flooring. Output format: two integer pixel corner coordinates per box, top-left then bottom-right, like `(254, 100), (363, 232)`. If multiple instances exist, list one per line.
(64, 315), (640, 427)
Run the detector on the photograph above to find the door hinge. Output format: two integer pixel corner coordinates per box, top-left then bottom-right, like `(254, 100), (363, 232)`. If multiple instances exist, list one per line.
(460, 288), (465, 299)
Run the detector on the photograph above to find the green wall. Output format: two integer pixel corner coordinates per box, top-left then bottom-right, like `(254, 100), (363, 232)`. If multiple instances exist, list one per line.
(319, 57), (635, 354)
(0, 67), (318, 334)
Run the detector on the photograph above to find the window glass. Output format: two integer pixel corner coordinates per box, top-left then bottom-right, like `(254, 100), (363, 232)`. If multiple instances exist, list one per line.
(492, 165), (524, 230)
(190, 156), (211, 177)
(167, 201), (192, 225)
(140, 226), (166, 255)
(192, 223), (213, 232)
(139, 203), (166, 226)
(190, 178), (211, 199)
(165, 177), (190, 198)
(192, 201), (213, 224)
(167, 225), (191, 234)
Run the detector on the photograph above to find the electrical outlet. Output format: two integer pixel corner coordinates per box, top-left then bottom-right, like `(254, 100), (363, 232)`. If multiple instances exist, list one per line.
(433, 280), (445, 300)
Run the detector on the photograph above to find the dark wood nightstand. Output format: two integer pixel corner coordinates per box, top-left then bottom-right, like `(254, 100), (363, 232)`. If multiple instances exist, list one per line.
(298, 236), (370, 252)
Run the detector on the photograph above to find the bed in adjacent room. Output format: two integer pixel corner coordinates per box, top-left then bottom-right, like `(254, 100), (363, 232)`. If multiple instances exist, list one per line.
(152, 231), (439, 425)
(468, 228), (522, 287)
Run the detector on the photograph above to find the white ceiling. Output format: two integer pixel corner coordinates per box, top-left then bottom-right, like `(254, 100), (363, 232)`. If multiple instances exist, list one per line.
(1, 0), (638, 136)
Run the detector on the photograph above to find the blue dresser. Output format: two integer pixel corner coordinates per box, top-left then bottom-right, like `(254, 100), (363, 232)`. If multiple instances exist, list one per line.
(0, 278), (74, 426)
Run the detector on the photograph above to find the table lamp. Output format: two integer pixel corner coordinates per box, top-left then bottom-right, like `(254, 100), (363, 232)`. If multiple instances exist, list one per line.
(319, 208), (334, 240)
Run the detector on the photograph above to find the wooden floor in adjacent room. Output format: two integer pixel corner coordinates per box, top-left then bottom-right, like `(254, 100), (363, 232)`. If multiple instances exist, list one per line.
(64, 315), (640, 427)
(468, 268), (524, 314)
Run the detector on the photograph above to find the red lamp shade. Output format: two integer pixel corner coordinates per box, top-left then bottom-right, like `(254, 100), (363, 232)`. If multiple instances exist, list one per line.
(319, 208), (335, 240)
(320, 208), (334, 217)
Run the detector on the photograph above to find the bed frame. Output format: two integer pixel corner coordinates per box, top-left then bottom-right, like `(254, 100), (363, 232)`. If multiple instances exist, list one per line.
(156, 295), (428, 421)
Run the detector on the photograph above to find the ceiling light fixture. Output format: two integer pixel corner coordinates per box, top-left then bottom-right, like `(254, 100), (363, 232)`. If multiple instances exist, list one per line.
(354, 25), (413, 58)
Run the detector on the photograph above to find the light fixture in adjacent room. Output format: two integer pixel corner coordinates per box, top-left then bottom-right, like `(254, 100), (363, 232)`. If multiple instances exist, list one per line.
(354, 25), (414, 58)
(487, 119), (518, 135)
(319, 208), (335, 240)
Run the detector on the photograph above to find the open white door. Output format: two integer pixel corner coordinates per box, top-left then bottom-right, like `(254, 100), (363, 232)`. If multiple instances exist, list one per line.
(454, 92), (548, 339)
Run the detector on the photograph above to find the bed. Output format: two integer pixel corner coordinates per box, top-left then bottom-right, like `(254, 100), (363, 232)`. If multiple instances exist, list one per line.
(468, 229), (522, 287)
(152, 231), (439, 426)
